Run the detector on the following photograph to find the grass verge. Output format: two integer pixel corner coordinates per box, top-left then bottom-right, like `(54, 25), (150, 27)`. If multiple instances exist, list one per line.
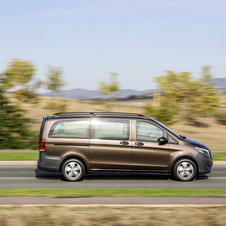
(211, 152), (226, 161)
(0, 188), (226, 197)
(0, 152), (225, 161)
(0, 152), (38, 160)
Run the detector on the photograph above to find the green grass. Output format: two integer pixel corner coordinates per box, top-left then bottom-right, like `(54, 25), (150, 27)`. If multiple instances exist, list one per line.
(0, 152), (38, 160)
(0, 152), (225, 161)
(211, 152), (226, 161)
(0, 188), (226, 197)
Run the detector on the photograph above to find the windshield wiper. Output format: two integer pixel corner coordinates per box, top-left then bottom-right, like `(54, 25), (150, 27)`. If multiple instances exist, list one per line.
(179, 135), (186, 139)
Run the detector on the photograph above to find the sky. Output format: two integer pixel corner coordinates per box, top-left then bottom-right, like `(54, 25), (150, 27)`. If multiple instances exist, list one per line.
(0, 0), (226, 92)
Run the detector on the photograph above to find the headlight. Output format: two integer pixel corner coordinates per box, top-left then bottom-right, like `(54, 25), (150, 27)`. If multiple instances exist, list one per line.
(195, 147), (210, 157)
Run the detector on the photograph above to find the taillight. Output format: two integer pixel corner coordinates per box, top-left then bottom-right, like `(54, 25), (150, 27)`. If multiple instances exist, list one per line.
(40, 139), (45, 152)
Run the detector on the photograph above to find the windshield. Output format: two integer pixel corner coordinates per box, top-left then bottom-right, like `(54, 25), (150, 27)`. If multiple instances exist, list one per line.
(150, 118), (181, 139)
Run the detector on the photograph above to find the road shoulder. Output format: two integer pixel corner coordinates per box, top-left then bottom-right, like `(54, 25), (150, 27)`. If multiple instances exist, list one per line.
(1, 197), (226, 205)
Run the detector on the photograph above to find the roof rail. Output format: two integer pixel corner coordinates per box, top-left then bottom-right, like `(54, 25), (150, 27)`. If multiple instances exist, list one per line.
(53, 112), (145, 117)
(53, 112), (93, 115)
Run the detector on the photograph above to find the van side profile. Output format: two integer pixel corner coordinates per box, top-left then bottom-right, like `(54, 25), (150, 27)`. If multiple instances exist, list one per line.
(37, 112), (213, 181)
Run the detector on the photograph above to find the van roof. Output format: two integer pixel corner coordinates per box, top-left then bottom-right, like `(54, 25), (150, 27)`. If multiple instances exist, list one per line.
(46, 112), (148, 119)
(54, 112), (144, 116)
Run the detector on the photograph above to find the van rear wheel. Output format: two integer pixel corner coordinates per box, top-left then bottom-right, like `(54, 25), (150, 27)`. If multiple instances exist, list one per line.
(173, 158), (197, 181)
(61, 159), (85, 181)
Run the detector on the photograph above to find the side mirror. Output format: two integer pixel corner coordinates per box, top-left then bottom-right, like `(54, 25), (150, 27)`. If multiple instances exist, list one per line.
(158, 137), (168, 145)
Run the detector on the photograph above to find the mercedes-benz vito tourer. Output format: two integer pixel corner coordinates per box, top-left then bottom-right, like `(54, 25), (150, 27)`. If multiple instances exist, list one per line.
(37, 112), (213, 181)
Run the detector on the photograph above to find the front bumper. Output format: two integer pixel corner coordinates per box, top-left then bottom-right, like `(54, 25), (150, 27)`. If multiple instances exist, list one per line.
(194, 153), (213, 174)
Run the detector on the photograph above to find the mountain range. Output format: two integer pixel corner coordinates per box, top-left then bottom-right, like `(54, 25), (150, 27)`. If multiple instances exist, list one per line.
(41, 78), (226, 100)
(41, 88), (161, 99)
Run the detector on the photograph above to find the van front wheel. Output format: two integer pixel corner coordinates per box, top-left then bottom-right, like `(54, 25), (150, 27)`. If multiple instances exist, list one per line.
(173, 158), (197, 181)
(61, 159), (85, 181)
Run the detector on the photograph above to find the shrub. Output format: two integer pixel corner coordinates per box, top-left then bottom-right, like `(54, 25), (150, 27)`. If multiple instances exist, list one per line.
(0, 89), (37, 149)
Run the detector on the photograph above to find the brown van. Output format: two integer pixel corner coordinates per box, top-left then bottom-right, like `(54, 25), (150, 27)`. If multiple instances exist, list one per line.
(37, 112), (213, 181)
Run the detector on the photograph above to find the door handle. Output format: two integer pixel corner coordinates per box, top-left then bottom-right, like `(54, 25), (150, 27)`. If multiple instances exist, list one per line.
(120, 141), (129, 145)
(135, 142), (144, 146)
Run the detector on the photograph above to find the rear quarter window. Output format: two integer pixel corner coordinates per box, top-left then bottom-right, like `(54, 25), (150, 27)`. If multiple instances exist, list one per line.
(49, 120), (90, 138)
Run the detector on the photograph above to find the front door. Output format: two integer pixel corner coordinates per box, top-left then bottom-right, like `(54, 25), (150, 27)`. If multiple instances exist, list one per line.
(132, 120), (169, 171)
(90, 118), (131, 170)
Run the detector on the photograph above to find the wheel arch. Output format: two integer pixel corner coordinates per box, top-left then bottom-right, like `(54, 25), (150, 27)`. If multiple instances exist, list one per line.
(170, 156), (199, 174)
(59, 155), (88, 173)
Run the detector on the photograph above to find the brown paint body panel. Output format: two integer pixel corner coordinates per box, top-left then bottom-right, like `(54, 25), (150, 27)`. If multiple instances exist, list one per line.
(90, 139), (131, 170)
(131, 142), (169, 171)
(45, 137), (90, 169)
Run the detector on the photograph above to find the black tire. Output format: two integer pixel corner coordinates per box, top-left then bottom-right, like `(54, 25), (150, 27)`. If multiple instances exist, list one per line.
(173, 158), (197, 181)
(61, 158), (85, 181)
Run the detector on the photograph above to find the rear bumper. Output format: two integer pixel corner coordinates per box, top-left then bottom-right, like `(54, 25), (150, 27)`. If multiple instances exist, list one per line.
(194, 153), (213, 174)
(37, 152), (63, 172)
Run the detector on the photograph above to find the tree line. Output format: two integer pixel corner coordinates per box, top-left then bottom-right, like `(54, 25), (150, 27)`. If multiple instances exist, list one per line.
(98, 66), (220, 125)
(0, 58), (222, 149)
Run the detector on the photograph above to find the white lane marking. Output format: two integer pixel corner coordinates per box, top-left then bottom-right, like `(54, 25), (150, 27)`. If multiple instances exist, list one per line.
(209, 177), (226, 179)
(0, 178), (36, 179)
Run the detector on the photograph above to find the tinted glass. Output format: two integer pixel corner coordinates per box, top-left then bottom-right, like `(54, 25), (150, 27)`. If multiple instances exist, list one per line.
(136, 121), (164, 142)
(168, 134), (178, 144)
(150, 118), (181, 139)
(92, 119), (130, 140)
(49, 120), (90, 138)
(39, 118), (45, 142)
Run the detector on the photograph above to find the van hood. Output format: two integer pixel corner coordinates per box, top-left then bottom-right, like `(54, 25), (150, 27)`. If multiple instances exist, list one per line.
(183, 138), (209, 150)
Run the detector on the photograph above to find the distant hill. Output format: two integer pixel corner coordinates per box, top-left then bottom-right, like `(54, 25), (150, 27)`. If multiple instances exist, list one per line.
(212, 78), (226, 89)
(41, 78), (226, 100)
(41, 88), (161, 99)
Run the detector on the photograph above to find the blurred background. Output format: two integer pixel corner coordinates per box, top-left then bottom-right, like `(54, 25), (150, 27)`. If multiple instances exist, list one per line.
(0, 0), (226, 150)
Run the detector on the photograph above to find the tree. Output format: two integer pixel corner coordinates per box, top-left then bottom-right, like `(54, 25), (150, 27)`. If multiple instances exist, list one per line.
(145, 100), (178, 125)
(0, 58), (42, 103)
(46, 66), (64, 94)
(98, 73), (119, 100)
(1, 58), (35, 90)
(45, 66), (66, 111)
(0, 88), (36, 149)
(155, 66), (219, 118)
(196, 66), (219, 114)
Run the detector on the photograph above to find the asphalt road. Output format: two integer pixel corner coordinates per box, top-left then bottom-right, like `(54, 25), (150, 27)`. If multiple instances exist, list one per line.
(0, 166), (225, 189)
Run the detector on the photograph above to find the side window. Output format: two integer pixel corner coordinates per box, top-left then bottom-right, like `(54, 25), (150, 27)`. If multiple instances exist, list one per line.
(49, 120), (90, 138)
(92, 119), (130, 140)
(167, 134), (178, 144)
(136, 121), (164, 142)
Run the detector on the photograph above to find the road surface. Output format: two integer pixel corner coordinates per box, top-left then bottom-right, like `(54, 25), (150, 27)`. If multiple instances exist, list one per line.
(0, 166), (225, 189)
